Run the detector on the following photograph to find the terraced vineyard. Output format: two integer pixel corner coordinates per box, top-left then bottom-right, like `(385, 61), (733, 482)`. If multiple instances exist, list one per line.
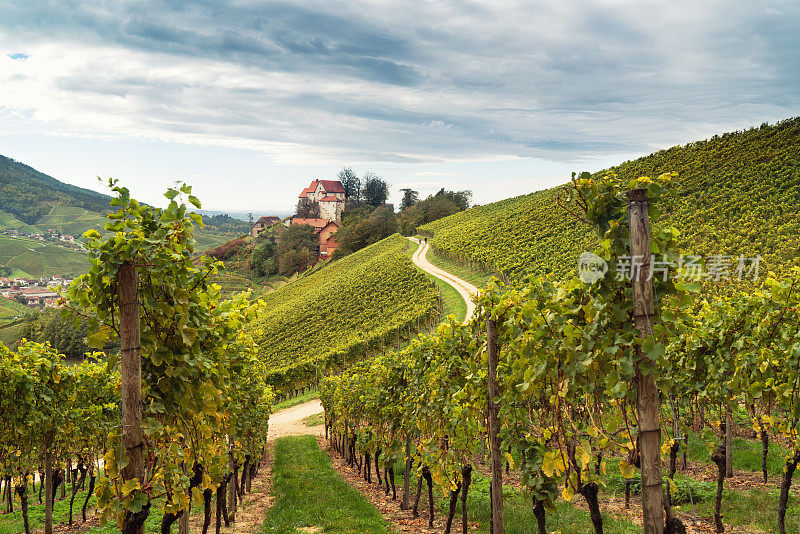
(0, 295), (32, 325)
(421, 118), (800, 282)
(0, 208), (41, 234)
(0, 234), (87, 277)
(248, 234), (440, 388)
(36, 205), (107, 238)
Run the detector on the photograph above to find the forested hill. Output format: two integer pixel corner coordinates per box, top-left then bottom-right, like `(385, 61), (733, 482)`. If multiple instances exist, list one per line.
(0, 155), (111, 224)
(421, 117), (800, 281)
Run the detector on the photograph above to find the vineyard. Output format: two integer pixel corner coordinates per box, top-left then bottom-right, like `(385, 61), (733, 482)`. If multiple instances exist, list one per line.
(247, 234), (441, 390)
(421, 117), (800, 282)
(1, 183), (274, 534)
(321, 171), (800, 534)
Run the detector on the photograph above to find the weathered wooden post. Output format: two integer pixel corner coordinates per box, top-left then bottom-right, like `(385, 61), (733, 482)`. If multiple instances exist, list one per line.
(627, 188), (664, 534)
(401, 436), (412, 509)
(44, 433), (53, 534)
(725, 409), (733, 478)
(119, 261), (147, 534)
(487, 318), (504, 534)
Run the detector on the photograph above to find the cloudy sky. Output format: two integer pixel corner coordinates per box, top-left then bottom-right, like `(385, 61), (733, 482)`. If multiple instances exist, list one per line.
(1, 0), (798, 214)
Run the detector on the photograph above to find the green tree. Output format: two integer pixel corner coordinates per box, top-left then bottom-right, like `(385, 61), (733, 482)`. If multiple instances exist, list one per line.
(296, 197), (321, 218)
(250, 240), (277, 278)
(67, 180), (264, 532)
(398, 189), (471, 235)
(362, 173), (389, 207)
(277, 224), (318, 275)
(333, 205), (397, 258)
(20, 309), (96, 357)
(338, 167), (361, 201)
(399, 188), (419, 211)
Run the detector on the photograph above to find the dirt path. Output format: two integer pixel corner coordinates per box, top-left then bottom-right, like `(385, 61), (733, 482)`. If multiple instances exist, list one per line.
(268, 399), (324, 441)
(186, 400), (324, 534)
(408, 237), (478, 322)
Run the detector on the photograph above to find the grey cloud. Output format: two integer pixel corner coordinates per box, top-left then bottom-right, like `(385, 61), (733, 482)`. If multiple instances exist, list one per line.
(1, 0), (799, 164)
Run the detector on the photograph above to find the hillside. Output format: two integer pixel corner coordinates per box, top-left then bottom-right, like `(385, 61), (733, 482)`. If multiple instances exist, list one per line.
(0, 234), (87, 277)
(0, 155), (111, 224)
(421, 117), (800, 282)
(247, 234), (439, 388)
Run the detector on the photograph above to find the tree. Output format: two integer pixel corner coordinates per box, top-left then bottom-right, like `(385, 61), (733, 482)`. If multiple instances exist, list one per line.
(296, 197), (321, 219)
(398, 189), (471, 235)
(277, 224), (318, 276)
(338, 167), (361, 201)
(19, 309), (96, 357)
(250, 241), (277, 278)
(399, 188), (419, 211)
(434, 189), (471, 211)
(362, 173), (389, 207)
(332, 206), (397, 258)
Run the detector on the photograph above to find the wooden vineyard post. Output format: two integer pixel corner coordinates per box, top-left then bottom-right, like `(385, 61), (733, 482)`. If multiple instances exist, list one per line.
(725, 409), (733, 478)
(118, 261), (147, 534)
(627, 188), (664, 534)
(44, 432), (53, 534)
(402, 436), (412, 509)
(487, 318), (504, 534)
(228, 435), (237, 522)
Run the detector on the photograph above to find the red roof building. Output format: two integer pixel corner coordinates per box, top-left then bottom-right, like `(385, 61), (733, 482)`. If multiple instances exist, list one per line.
(291, 218), (340, 257)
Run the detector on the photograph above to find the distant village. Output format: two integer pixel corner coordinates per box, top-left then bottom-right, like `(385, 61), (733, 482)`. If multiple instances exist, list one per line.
(0, 275), (72, 308)
(1, 227), (85, 251)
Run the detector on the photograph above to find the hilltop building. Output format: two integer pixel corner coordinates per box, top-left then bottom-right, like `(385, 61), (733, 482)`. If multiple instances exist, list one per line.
(298, 179), (345, 223)
(291, 179), (346, 257)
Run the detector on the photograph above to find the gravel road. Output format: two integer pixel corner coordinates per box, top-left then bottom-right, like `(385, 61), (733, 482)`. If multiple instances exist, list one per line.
(268, 399), (324, 441)
(408, 237), (479, 322)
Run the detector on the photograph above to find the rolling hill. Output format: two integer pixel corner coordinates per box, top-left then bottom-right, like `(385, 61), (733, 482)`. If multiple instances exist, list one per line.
(421, 117), (800, 282)
(0, 155), (234, 277)
(0, 155), (111, 224)
(246, 234), (440, 388)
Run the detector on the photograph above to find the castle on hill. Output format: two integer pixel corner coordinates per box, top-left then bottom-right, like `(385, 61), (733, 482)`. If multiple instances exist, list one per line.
(250, 178), (346, 258)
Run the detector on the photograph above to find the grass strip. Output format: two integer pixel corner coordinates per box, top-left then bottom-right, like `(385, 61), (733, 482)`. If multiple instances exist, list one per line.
(263, 435), (389, 534)
(272, 390), (319, 412)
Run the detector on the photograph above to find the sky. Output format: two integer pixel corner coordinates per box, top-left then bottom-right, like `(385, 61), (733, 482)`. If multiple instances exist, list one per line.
(1, 0), (798, 214)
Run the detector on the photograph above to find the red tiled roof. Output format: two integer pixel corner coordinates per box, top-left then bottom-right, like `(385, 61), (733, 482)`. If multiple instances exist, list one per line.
(298, 180), (319, 198)
(318, 180), (345, 194)
(291, 218), (329, 230)
(255, 216), (281, 225)
(318, 195), (343, 202)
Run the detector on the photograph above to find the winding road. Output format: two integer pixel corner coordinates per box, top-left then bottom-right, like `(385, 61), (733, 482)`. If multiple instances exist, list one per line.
(265, 240), (479, 436)
(408, 237), (479, 323)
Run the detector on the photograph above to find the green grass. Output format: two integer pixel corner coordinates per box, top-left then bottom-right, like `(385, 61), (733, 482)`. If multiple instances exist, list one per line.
(672, 483), (800, 533)
(0, 483), (98, 534)
(406, 239), (466, 323)
(37, 205), (107, 239)
(424, 246), (497, 290)
(0, 321), (25, 348)
(273, 390), (319, 412)
(302, 413), (324, 427)
(684, 427), (793, 478)
(0, 295), (33, 327)
(263, 436), (389, 534)
(251, 234), (439, 383)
